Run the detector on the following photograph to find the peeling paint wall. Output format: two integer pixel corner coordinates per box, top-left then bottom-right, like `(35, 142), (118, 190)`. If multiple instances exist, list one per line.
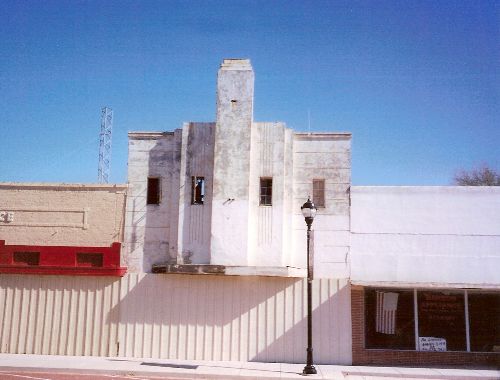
(210, 59), (255, 266)
(292, 135), (352, 279)
(248, 122), (294, 267)
(125, 132), (182, 272)
(177, 122), (215, 264)
(123, 59), (352, 275)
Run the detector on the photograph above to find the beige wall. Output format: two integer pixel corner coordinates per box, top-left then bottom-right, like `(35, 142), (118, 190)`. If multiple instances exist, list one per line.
(0, 273), (352, 365)
(0, 183), (127, 247)
(0, 274), (121, 356)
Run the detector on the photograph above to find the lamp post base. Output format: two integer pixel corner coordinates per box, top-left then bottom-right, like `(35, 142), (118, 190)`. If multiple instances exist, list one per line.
(302, 365), (317, 375)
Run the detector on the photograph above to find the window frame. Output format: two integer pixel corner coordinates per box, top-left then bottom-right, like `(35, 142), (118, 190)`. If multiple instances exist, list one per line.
(312, 179), (325, 208)
(364, 287), (500, 353)
(259, 177), (273, 206)
(191, 176), (205, 205)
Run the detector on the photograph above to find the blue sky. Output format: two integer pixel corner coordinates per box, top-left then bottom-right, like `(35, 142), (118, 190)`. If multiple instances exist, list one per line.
(1, 1), (498, 185)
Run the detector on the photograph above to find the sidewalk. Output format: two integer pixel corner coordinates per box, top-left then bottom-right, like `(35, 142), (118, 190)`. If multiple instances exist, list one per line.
(0, 354), (498, 380)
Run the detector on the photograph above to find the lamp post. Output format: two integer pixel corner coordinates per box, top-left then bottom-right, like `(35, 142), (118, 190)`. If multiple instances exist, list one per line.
(301, 197), (317, 375)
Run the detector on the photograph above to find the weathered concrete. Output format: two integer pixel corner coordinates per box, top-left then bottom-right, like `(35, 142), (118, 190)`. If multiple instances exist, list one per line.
(124, 59), (352, 277)
(210, 59), (255, 266)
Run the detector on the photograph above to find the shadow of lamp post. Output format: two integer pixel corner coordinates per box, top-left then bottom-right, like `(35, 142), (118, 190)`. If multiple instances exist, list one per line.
(301, 197), (317, 375)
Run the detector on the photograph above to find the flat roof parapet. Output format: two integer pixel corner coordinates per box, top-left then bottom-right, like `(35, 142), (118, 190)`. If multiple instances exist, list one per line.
(128, 131), (175, 139)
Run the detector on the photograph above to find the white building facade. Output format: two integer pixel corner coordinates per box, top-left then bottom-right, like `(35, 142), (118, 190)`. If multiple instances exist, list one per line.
(124, 59), (351, 279)
(349, 186), (500, 367)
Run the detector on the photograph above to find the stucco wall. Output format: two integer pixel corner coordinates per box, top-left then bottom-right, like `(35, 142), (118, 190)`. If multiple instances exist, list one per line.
(125, 131), (182, 272)
(124, 60), (353, 276)
(0, 183), (126, 247)
(211, 59), (254, 266)
(292, 134), (352, 279)
(350, 186), (500, 287)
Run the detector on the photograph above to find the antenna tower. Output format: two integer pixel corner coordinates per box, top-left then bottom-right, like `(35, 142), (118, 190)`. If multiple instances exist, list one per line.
(98, 106), (113, 183)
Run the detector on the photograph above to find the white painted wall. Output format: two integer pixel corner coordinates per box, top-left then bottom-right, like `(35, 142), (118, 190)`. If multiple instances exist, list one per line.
(292, 134), (352, 279)
(125, 131), (181, 272)
(124, 59), (353, 276)
(350, 186), (500, 287)
(177, 122), (215, 264)
(211, 59), (254, 266)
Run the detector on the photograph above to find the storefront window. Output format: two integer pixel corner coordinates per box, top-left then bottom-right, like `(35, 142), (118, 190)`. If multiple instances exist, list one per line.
(365, 287), (500, 352)
(468, 292), (500, 352)
(417, 290), (466, 351)
(365, 288), (415, 350)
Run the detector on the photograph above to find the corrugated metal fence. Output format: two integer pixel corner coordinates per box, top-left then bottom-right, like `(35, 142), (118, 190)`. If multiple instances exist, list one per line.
(0, 274), (351, 364)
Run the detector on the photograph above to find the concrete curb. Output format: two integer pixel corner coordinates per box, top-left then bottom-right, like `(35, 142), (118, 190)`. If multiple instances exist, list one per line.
(0, 354), (498, 380)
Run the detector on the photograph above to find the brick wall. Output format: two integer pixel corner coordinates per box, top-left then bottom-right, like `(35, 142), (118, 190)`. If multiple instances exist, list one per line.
(351, 286), (499, 368)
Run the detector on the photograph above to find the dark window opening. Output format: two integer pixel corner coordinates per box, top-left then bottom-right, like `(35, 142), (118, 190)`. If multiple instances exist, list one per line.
(365, 288), (415, 350)
(13, 252), (40, 266)
(259, 178), (273, 206)
(147, 177), (161, 205)
(76, 253), (103, 267)
(417, 290), (466, 351)
(192, 176), (205, 205)
(468, 292), (499, 352)
(313, 179), (325, 207)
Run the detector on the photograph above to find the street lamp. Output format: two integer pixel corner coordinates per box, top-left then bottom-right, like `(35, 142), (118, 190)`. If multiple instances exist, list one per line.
(301, 197), (317, 375)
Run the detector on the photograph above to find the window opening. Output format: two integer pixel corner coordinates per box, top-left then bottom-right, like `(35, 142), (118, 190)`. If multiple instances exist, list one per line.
(77, 253), (103, 267)
(313, 179), (325, 207)
(259, 178), (273, 206)
(13, 252), (40, 266)
(147, 177), (161, 205)
(365, 288), (415, 350)
(417, 290), (466, 351)
(192, 176), (205, 205)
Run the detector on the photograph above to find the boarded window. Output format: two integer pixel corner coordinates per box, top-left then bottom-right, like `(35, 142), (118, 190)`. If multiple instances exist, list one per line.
(13, 252), (40, 266)
(147, 177), (161, 205)
(259, 178), (273, 206)
(192, 176), (205, 205)
(77, 253), (103, 267)
(313, 179), (325, 207)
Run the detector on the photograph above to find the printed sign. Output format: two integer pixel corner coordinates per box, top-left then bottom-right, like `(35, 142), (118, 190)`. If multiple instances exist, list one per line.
(419, 336), (447, 351)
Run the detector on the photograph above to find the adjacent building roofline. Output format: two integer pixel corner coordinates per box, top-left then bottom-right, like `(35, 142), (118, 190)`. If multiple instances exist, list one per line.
(0, 182), (128, 191)
(294, 132), (352, 140)
(128, 131), (175, 139)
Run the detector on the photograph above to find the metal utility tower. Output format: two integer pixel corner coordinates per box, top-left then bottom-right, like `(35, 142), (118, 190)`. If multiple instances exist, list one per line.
(98, 107), (113, 183)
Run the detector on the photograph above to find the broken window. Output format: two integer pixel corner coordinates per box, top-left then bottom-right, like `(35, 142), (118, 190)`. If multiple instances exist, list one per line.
(147, 177), (161, 205)
(192, 176), (205, 205)
(313, 179), (325, 207)
(259, 177), (272, 206)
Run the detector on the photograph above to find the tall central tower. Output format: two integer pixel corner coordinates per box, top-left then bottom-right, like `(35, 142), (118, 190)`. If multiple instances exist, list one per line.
(210, 59), (255, 265)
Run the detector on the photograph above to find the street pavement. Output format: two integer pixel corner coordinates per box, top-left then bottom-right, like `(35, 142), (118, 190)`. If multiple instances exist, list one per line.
(0, 354), (498, 380)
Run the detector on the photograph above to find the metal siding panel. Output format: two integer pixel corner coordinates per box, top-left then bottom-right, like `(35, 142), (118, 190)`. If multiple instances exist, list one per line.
(0, 273), (351, 364)
(0, 275), (120, 358)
